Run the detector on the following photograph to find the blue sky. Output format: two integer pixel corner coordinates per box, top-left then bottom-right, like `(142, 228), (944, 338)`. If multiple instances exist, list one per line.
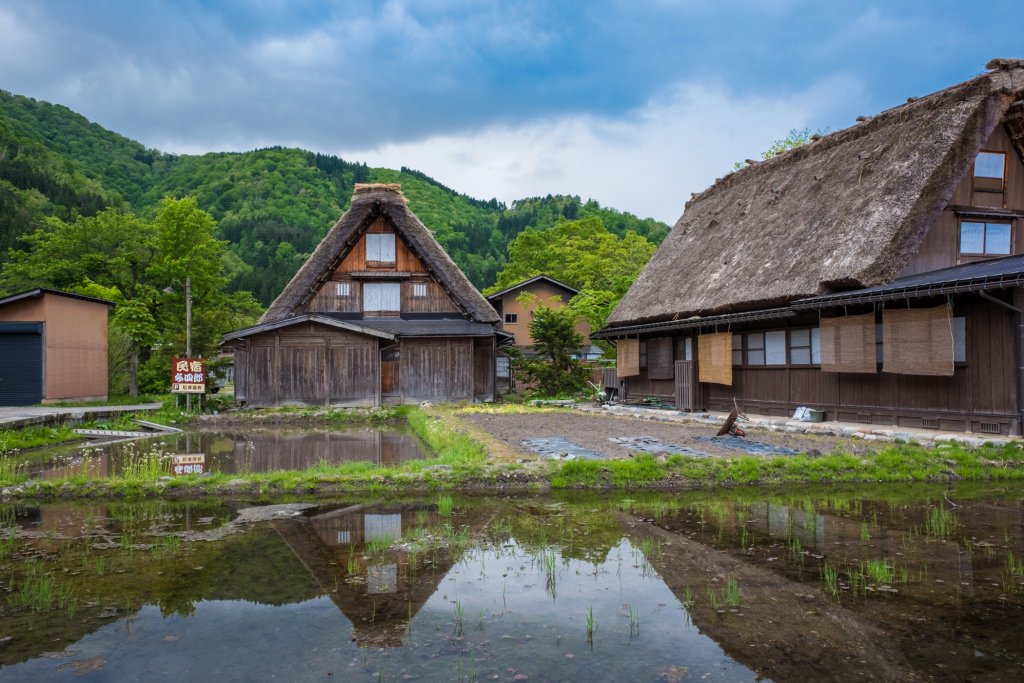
(0, 1), (1020, 222)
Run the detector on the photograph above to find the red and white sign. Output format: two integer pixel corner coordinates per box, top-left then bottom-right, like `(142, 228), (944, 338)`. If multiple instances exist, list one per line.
(171, 357), (206, 394)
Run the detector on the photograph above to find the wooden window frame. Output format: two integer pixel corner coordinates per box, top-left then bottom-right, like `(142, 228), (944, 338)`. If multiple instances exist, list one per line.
(365, 233), (397, 267)
(335, 282), (351, 297)
(972, 150), (1007, 194)
(959, 219), (1013, 256)
(504, 313), (518, 324)
(782, 327), (823, 366)
(412, 282), (427, 298)
(639, 341), (648, 369)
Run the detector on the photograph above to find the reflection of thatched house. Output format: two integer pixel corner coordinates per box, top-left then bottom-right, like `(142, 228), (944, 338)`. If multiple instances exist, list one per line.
(222, 184), (509, 406)
(597, 60), (1024, 434)
(272, 503), (495, 647)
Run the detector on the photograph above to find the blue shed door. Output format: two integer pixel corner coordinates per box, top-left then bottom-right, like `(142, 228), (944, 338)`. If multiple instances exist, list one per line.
(0, 322), (43, 406)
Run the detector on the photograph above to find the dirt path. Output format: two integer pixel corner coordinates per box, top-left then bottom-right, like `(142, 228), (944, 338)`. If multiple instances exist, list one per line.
(459, 409), (873, 460)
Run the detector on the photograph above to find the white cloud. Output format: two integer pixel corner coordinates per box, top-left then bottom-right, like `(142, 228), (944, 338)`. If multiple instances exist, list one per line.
(344, 75), (864, 223)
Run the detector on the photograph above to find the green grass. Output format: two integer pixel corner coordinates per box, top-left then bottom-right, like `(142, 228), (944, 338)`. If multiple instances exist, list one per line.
(0, 425), (81, 451)
(2, 405), (1024, 500)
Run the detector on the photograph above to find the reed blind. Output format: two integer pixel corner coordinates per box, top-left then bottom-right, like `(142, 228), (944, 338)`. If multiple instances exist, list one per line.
(698, 333), (733, 386)
(820, 313), (877, 374)
(882, 305), (954, 376)
(647, 337), (674, 380)
(617, 338), (640, 378)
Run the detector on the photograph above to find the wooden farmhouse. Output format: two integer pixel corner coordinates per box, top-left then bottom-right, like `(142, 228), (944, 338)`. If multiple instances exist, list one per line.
(486, 275), (601, 392)
(222, 184), (508, 406)
(595, 59), (1024, 435)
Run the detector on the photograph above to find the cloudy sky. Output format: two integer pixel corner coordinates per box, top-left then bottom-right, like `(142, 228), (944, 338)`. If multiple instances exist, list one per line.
(1, 1), (1020, 223)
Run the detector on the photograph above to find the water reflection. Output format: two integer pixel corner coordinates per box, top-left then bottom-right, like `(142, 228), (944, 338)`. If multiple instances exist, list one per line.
(0, 486), (1022, 681)
(30, 426), (430, 478)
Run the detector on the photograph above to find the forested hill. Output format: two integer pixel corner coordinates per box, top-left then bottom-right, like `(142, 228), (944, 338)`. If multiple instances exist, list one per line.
(0, 89), (669, 305)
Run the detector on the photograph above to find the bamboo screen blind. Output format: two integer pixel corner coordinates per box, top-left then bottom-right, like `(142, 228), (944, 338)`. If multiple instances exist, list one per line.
(697, 333), (733, 386)
(647, 337), (674, 380)
(882, 305), (954, 376)
(820, 313), (877, 374)
(617, 338), (640, 378)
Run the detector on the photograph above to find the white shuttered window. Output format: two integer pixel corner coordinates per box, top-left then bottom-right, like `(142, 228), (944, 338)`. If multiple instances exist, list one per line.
(366, 234), (396, 263)
(364, 283), (401, 311)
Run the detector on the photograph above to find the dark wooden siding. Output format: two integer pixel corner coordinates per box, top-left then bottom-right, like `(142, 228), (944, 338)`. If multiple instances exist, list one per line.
(401, 338), (473, 400)
(700, 299), (1018, 433)
(473, 337), (495, 399)
(238, 322), (379, 407)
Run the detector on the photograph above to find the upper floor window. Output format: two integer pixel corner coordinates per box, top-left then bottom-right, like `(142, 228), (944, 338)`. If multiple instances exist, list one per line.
(364, 282), (401, 311)
(960, 221), (1011, 255)
(336, 282), (351, 297)
(412, 283), (427, 298)
(366, 233), (396, 265)
(974, 152), (1006, 193)
(504, 313), (518, 324)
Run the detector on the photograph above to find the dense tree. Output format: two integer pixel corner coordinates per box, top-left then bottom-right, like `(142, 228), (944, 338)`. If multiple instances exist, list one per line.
(0, 200), (261, 394)
(512, 303), (591, 397)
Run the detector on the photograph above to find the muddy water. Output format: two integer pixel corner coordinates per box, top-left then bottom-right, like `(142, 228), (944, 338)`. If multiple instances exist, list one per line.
(0, 485), (1022, 682)
(27, 425), (430, 478)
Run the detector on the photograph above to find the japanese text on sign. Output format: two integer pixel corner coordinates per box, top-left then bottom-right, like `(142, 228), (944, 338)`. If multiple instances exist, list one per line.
(171, 357), (206, 394)
(171, 454), (205, 476)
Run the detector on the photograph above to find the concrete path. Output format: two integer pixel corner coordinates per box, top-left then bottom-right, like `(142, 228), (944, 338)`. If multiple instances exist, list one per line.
(0, 403), (163, 429)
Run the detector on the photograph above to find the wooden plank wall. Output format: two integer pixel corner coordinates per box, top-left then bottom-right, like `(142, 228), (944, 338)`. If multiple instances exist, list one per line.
(472, 337), (495, 399)
(305, 216), (461, 315)
(238, 322), (379, 407)
(401, 338), (474, 400)
(701, 299), (1018, 433)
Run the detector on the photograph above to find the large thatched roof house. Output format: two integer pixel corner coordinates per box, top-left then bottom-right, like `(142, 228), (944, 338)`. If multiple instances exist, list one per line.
(596, 59), (1024, 434)
(222, 184), (508, 406)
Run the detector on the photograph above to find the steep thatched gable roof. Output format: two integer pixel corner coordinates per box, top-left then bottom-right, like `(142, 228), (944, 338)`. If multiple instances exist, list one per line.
(260, 184), (499, 324)
(607, 59), (1024, 327)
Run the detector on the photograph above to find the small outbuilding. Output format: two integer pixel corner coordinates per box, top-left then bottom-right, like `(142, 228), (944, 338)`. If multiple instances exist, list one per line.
(0, 288), (113, 406)
(222, 184), (509, 407)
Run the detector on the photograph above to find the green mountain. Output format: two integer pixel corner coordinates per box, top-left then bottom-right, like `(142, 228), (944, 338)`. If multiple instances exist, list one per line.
(0, 89), (669, 304)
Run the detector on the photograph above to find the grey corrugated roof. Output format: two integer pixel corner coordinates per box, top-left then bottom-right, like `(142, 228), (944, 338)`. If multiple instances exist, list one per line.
(0, 288), (115, 308)
(592, 307), (795, 339)
(221, 314), (398, 343)
(792, 254), (1024, 308)
(347, 318), (501, 337)
(485, 275), (579, 301)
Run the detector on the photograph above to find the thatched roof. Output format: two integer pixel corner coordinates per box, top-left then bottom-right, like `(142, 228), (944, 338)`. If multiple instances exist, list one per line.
(607, 59), (1024, 327)
(260, 184), (499, 324)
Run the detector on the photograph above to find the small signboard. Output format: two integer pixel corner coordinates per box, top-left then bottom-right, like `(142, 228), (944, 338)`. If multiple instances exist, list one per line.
(171, 453), (205, 476)
(171, 357), (206, 394)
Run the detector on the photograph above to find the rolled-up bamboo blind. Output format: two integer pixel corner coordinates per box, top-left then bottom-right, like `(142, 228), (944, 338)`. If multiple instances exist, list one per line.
(617, 338), (640, 378)
(698, 332), (732, 385)
(882, 305), (954, 376)
(820, 313), (877, 374)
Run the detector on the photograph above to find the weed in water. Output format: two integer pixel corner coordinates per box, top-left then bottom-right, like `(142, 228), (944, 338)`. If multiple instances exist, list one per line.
(629, 606), (640, 638)
(924, 506), (958, 539)
(821, 563), (840, 597)
(860, 523), (871, 542)
(585, 606), (596, 642)
(724, 578), (742, 607)
(437, 495), (454, 517)
(681, 585), (694, 608)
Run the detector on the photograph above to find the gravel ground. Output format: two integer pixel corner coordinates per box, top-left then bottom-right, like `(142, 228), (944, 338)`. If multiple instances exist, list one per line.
(460, 410), (876, 460)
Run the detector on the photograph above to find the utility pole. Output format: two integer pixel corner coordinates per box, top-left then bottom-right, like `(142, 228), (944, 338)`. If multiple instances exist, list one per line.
(186, 275), (192, 412)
